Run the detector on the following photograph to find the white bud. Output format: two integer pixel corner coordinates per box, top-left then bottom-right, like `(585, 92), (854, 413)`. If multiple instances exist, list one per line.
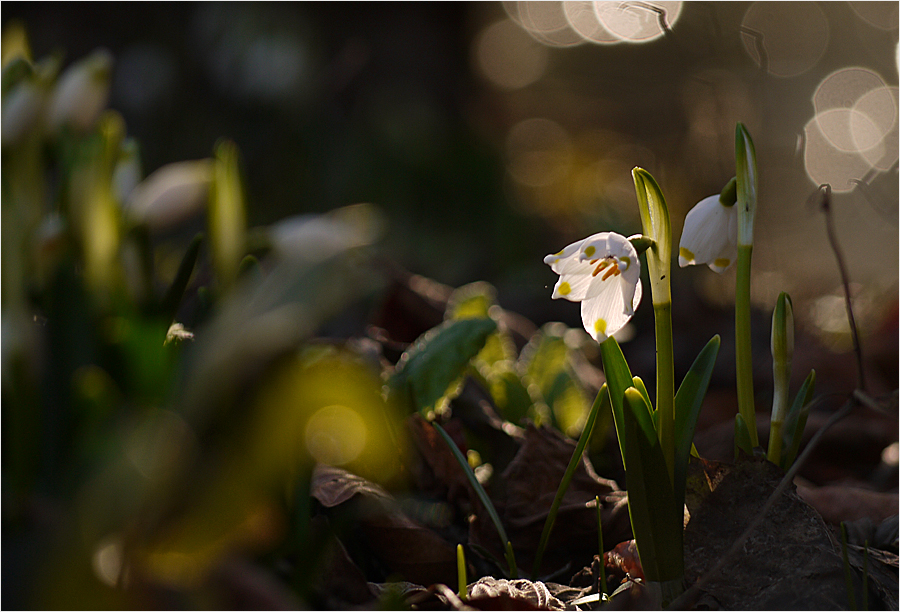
(2, 80), (45, 146)
(124, 160), (212, 232)
(46, 48), (113, 133)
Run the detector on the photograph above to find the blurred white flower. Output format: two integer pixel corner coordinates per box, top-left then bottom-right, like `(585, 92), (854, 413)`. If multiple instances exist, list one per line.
(269, 203), (385, 263)
(2, 80), (45, 146)
(124, 160), (212, 232)
(678, 194), (738, 273)
(46, 48), (113, 133)
(544, 232), (642, 343)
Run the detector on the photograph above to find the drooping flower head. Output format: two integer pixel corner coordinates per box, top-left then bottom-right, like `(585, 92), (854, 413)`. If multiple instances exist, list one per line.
(544, 232), (642, 343)
(678, 184), (738, 273)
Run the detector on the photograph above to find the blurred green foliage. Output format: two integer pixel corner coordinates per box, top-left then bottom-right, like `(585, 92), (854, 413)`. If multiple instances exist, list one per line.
(2, 33), (602, 608)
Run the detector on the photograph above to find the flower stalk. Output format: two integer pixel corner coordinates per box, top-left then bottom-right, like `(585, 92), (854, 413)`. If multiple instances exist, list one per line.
(632, 167), (675, 481)
(734, 123), (759, 450)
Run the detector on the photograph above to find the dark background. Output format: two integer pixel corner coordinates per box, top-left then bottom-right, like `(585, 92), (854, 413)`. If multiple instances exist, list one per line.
(4, 1), (898, 363)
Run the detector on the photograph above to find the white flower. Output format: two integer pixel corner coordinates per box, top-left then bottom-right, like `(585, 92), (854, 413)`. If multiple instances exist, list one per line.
(123, 159), (212, 232)
(544, 232), (642, 343)
(47, 49), (113, 133)
(678, 194), (738, 273)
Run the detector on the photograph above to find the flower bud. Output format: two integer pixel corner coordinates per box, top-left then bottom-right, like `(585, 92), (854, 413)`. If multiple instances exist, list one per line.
(46, 48), (113, 133)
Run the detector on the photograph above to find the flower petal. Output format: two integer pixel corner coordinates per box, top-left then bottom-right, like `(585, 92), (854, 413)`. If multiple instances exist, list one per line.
(580, 275), (642, 343)
(679, 194), (738, 272)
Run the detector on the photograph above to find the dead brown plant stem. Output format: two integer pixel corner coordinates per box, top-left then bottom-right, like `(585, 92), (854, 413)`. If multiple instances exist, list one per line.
(819, 184), (867, 392)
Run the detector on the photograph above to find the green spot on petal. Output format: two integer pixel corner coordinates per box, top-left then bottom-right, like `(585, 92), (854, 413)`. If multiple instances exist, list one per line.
(558, 281), (571, 296)
(679, 246), (695, 261)
(584, 245), (596, 257)
(714, 258), (731, 268)
(619, 255), (631, 270)
(594, 318), (607, 335)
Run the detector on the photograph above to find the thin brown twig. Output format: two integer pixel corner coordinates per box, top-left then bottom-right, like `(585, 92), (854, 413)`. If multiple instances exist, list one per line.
(816, 184), (867, 392)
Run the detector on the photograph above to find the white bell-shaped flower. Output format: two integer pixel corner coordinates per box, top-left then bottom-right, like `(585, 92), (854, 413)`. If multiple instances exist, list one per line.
(678, 194), (738, 273)
(544, 232), (642, 343)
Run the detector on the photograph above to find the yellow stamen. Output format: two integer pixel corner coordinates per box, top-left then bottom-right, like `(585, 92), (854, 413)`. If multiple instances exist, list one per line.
(601, 265), (620, 280)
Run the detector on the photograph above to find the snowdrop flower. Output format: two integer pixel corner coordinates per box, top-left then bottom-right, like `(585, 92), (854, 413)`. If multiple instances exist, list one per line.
(46, 48), (113, 133)
(678, 181), (738, 273)
(544, 232), (642, 343)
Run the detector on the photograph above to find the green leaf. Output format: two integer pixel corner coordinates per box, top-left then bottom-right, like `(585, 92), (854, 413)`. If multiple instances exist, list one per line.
(673, 335), (720, 508)
(160, 233), (203, 323)
(631, 168), (672, 293)
(1, 55), (33, 98)
(208, 139), (247, 293)
(521, 324), (591, 435)
(782, 369), (816, 468)
(390, 318), (497, 416)
(621, 387), (683, 583)
(735, 123), (758, 247)
(734, 413), (754, 458)
(598, 337), (635, 464)
(432, 422), (516, 578)
(531, 384), (610, 579)
(475, 365), (532, 425)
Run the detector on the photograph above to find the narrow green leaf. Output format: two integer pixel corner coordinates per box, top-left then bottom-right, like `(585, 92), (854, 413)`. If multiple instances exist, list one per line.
(208, 139), (247, 293)
(621, 388), (683, 583)
(673, 335), (720, 507)
(735, 123), (758, 247)
(782, 369), (816, 468)
(160, 233), (203, 323)
(432, 422), (516, 578)
(631, 168), (672, 295)
(596, 495), (608, 595)
(457, 544), (467, 600)
(734, 413), (753, 458)
(531, 384), (610, 579)
(631, 376), (652, 410)
(390, 318), (497, 415)
(598, 337), (634, 464)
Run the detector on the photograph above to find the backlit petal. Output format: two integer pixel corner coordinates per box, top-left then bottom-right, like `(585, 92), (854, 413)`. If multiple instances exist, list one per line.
(679, 194), (738, 273)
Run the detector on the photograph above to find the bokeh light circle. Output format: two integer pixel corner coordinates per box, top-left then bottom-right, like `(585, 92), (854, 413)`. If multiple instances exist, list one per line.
(475, 19), (549, 89)
(562, 0), (620, 44)
(807, 68), (899, 183)
(506, 1), (585, 47)
(849, 2), (899, 32)
(304, 404), (368, 466)
(740, 2), (828, 77)
(803, 114), (874, 193)
(593, 1), (683, 43)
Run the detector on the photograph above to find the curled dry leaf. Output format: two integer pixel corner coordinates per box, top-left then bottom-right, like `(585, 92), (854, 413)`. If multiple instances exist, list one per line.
(310, 464), (458, 587)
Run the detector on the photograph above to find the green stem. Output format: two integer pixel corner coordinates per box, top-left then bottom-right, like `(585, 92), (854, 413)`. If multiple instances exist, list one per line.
(735, 243), (758, 447)
(457, 544), (467, 600)
(596, 495), (608, 596)
(767, 420), (783, 465)
(654, 301), (675, 482)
